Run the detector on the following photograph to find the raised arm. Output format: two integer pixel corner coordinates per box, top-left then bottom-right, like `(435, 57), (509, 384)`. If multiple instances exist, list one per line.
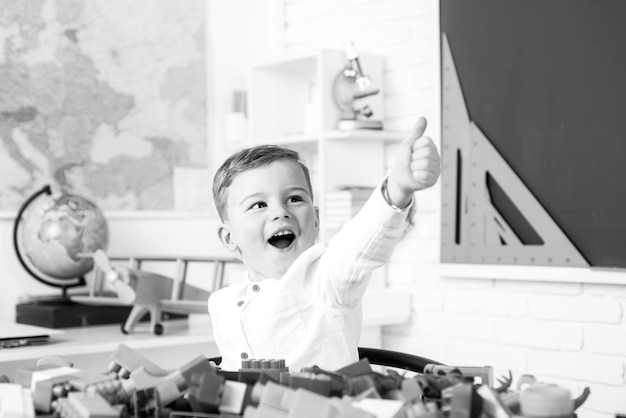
(386, 116), (441, 208)
(322, 116), (441, 306)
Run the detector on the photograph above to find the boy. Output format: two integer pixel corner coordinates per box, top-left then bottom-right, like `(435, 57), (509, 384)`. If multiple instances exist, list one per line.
(209, 117), (441, 371)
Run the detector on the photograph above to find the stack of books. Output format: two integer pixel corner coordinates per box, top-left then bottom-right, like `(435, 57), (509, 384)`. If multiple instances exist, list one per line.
(324, 186), (375, 230)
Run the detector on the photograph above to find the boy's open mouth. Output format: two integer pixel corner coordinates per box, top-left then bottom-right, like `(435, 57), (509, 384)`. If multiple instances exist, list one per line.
(268, 230), (296, 249)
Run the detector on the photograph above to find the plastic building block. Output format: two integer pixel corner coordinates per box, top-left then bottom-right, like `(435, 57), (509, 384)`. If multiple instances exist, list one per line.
(108, 344), (169, 380)
(186, 369), (224, 413)
(69, 373), (118, 392)
(424, 364), (493, 387)
(36, 355), (73, 368)
(335, 358), (374, 377)
(0, 383), (35, 418)
(151, 371), (185, 406)
(240, 359), (290, 381)
(282, 387), (333, 418)
(241, 359), (288, 370)
(441, 382), (475, 418)
(283, 388), (378, 418)
(404, 401), (440, 418)
(15, 366), (121, 414)
(280, 372), (333, 396)
(351, 398), (405, 418)
(179, 355), (215, 384)
(123, 355), (186, 396)
(400, 377), (423, 403)
(30, 366), (82, 413)
(244, 381), (294, 418)
(243, 380), (380, 418)
(13, 364), (57, 388)
(153, 354), (219, 408)
(516, 374), (537, 391)
(321, 396), (376, 418)
(499, 391), (521, 415)
(9, 343), (563, 418)
(519, 383), (574, 418)
(477, 385), (513, 418)
(69, 373), (128, 405)
(119, 353), (224, 410)
(133, 388), (158, 418)
(294, 367), (350, 397)
(55, 392), (120, 418)
(219, 380), (251, 415)
(121, 366), (163, 395)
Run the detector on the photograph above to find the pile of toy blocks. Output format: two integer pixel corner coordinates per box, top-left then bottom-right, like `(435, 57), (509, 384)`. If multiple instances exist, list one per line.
(0, 343), (589, 418)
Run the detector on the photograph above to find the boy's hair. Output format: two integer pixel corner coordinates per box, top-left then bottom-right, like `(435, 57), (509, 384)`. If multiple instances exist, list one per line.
(213, 145), (313, 221)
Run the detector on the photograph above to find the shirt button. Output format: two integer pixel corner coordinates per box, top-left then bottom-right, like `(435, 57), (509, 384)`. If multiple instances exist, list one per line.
(252, 284), (260, 292)
(241, 352), (248, 360)
(237, 300), (244, 307)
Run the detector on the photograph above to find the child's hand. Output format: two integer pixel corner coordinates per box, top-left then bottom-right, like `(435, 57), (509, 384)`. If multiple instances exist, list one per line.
(387, 116), (441, 208)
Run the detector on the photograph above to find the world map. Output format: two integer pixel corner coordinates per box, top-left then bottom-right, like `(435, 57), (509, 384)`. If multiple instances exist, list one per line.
(0, 0), (207, 211)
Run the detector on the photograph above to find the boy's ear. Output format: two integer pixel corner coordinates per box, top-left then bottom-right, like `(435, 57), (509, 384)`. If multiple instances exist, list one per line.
(217, 224), (238, 252)
(314, 206), (320, 229)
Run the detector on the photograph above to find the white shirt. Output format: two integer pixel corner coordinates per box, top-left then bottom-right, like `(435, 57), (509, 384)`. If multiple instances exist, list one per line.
(208, 184), (414, 372)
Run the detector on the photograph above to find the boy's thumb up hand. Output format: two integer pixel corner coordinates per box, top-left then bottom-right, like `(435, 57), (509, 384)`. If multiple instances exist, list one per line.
(390, 117), (441, 196)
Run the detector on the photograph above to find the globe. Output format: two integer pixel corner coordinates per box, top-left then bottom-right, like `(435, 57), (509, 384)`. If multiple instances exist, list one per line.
(14, 185), (109, 290)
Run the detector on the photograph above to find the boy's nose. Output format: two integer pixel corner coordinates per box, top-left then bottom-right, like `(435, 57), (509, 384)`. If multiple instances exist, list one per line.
(271, 205), (291, 220)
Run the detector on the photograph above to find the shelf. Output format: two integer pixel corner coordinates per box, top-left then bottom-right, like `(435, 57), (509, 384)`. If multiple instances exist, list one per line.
(251, 52), (317, 73)
(244, 133), (318, 147)
(244, 129), (407, 147)
(244, 48), (393, 242)
(248, 49), (384, 140)
(324, 129), (407, 142)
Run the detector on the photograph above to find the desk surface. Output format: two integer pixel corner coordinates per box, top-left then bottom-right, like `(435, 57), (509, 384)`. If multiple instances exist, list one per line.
(0, 319), (218, 377)
(0, 288), (411, 379)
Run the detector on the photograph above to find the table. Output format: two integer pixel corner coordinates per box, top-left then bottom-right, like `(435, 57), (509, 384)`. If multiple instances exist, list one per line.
(0, 288), (411, 380)
(0, 319), (218, 379)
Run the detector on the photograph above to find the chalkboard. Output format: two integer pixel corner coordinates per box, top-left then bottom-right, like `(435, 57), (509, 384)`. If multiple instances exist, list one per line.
(440, 0), (626, 268)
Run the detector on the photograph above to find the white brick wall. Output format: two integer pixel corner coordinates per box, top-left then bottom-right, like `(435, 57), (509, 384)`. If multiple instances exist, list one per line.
(280, 1), (626, 416)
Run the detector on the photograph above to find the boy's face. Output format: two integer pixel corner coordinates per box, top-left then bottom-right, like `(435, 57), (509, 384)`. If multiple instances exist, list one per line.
(218, 159), (319, 281)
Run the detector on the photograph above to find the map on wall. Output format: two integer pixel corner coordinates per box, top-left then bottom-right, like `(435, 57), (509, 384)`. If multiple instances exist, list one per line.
(0, 0), (208, 212)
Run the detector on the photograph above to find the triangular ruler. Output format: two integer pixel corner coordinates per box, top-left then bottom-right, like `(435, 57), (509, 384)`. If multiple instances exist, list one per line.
(440, 33), (589, 268)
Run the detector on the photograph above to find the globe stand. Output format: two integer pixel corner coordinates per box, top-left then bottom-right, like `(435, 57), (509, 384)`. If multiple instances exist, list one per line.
(12, 185), (135, 328)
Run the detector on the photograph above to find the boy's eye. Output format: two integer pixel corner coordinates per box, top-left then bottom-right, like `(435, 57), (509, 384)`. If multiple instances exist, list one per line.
(250, 202), (267, 210)
(288, 195), (304, 203)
